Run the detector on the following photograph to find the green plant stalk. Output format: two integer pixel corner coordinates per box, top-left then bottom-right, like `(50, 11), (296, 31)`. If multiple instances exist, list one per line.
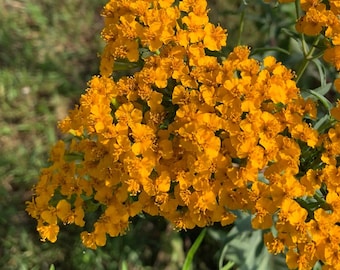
(251, 46), (290, 56)
(221, 261), (236, 270)
(295, 0), (300, 19)
(182, 228), (207, 270)
(237, 6), (246, 46)
(113, 61), (141, 71)
(316, 118), (334, 134)
(295, 35), (321, 84)
(294, 0), (308, 56)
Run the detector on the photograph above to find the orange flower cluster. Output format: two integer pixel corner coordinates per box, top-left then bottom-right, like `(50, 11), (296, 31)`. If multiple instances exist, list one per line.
(293, 0), (340, 70)
(26, 0), (340, 269)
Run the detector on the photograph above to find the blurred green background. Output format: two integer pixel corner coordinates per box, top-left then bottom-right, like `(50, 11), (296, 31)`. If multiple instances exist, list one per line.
(0, 0), (309, 269)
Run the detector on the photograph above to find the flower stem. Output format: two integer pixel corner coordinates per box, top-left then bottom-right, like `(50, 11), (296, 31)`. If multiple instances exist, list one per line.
(295, 36), (321, 85)
(237, 4), (246, 46)
(295, 0), (300, 20)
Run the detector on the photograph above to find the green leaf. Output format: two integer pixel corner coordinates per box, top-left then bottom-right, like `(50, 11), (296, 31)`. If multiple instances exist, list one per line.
(308, 86), (333, 111)
(312, 59), (327, 87)
(121, 260), (128, 270)
(281, 28), (301, 40)
(221, 261), (235, 270)
(49, 264), (55, 270)
(219, 212), (288, 270)
(311, 83), (332, 97)
(251, 46), (290, 56)
(113, 61), (141, 71)
(313, 261), (323, 270)
(85, 200), (100, 212)
(111, 98), (120, 109)
(64, 152), (84, 162)
(313, 114), (331, 133)
(182, 228), (207, 270)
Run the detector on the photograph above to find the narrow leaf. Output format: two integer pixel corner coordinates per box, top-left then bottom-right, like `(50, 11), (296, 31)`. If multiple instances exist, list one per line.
(182, 228), (207, 270)
(311, 83), (332, 96)
(121, 260), (128, 270)
(312, 59), (327, 86)
(221, 261), (235, 270)
(309, 89), (333, 110)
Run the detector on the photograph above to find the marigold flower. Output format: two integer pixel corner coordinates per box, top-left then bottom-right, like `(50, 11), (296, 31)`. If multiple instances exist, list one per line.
(203, 23), (227, 51)
(296, 5), (328, 36)
(37, 223), (60, 243)
(300, 0), (322, 11)
(324, 46), (340, 70)
(264, 232), (285, 255)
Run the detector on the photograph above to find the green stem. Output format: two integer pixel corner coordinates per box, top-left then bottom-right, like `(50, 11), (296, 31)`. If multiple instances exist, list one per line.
(295, 35), (321, 84)
(294, 0), (300, 19)
(251, 46), (290, 56)
(294, 0), (306, 55)
(237, 5), (246, 46)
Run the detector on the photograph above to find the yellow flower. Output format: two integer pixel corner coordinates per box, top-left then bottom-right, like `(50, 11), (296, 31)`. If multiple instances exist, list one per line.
(331, 100), (340, 121)
(90, 103), (113, 133)
(286, 249), (312, 270)
(324, 45), (340, 70)
(300, 169), (322, 195)
(300, 0), (323, 12)
(203, 23), (227, 51)
(56, 200), (72, 224)
(248, 145), (268, 170)
(296, 5), (328, 36)
(130, 123), (156, 155)
(195, 190), (217, 213)
(41, 207), (57, 225)
(321, 165), (340, 191)
(155, 171), (171, 193)
(74, 206), (85, 227)
(281, 198), (308, 226)
(327, 123), (340, 152)
(179, 0), (207, 14)
(251, 197), (276, 229)
(49, 140), (65, 164)
(80, 231), (104, 250)
(230, 132), (258, 159)
(116, 14), (143, 40)
(291, 123), (319, 148)
(37, 223), (60, 243)
(115, 103), (143, 129)
(141, 22), (164, 52)
(158, 0), (175, 8)
(181, 12), (208, 43)
(264, 232), (285, 255)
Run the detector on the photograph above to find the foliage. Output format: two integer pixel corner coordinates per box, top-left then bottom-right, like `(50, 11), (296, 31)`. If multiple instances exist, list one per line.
(0, 0), (107, 94)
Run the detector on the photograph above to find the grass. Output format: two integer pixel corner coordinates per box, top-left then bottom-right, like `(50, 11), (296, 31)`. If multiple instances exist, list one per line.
(0, 0), (296, 269)
(0, 1), (106, 269)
